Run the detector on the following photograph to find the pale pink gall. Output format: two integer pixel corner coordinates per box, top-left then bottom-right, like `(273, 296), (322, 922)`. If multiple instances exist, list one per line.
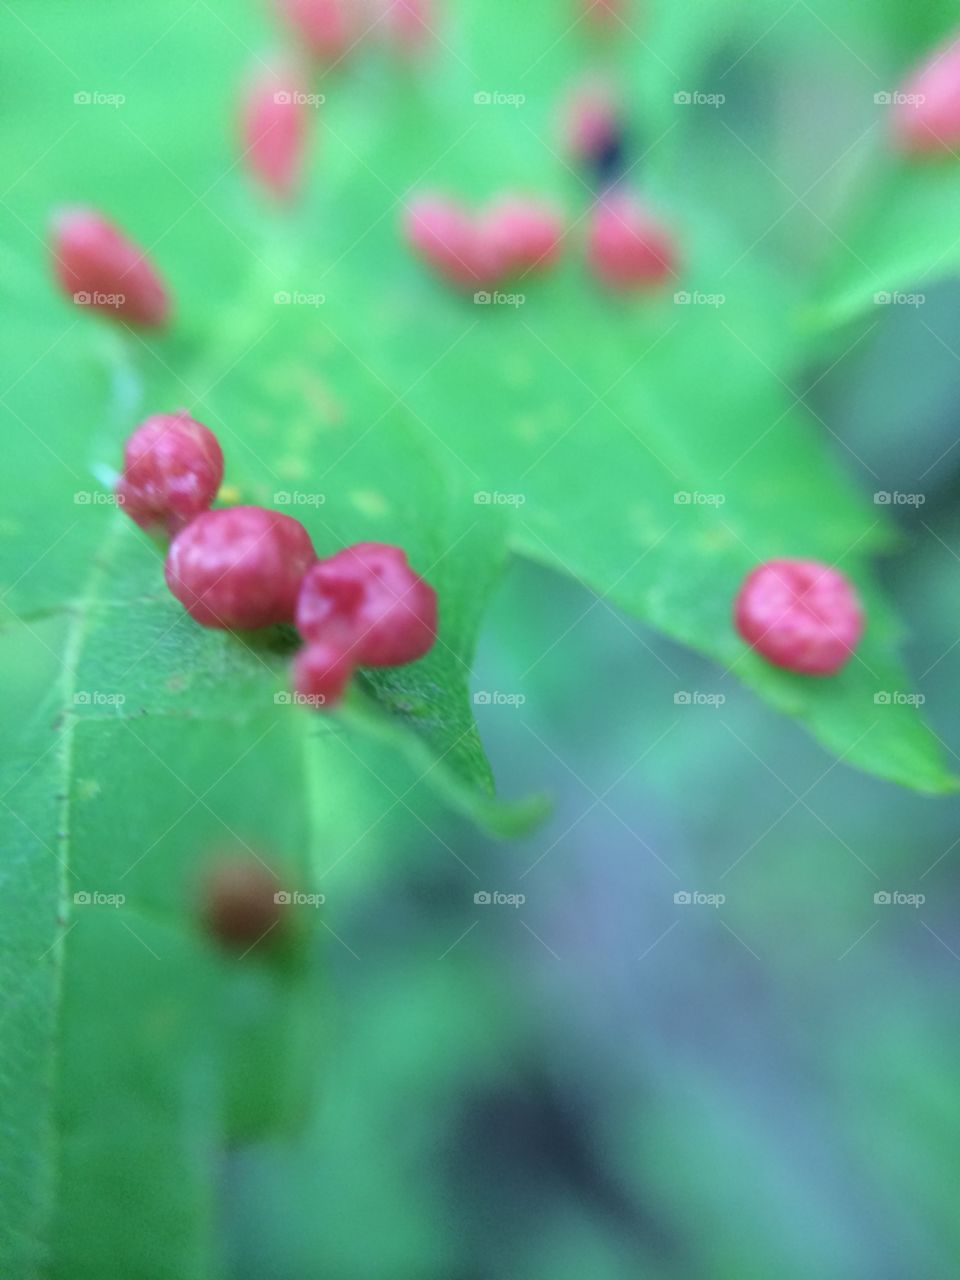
(381, 0), (432, 52)
(404, 195), (499, 288)
(296, 541), (437, 666)
(734, 558), (864, 676)
(116, 412), (224, 536)
(587, 192), (677, 290)
(273, 0), (353, 64)
(563, 80), (619, 158)
(892, 37), (960, 154)
(240, 62), (310, 200)
(165, 505), (316, 630)
(580, 0), (624, 28)
(480, 198), (564, 278)
(50, 208), (170, 327)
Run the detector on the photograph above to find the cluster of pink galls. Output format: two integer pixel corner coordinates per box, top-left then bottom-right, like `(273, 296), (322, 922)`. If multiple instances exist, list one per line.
(56, 0), (960, 682)
(51, 209), (865, 680)
(404, 189), (677, 294)
(116, 412), (437, 708)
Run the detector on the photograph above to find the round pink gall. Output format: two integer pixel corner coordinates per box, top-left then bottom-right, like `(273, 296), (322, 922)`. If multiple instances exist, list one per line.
(734, 558), (864, 675)
(117, 412), (223, 536)
(165, 505), (316, 630)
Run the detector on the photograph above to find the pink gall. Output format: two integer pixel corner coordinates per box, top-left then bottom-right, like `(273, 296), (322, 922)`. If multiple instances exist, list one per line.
(587, 192), (677, 290)
(240, 62), (310, 200)
(292, 640), (356, 709)
(381, 0), (433, 53)
(273, 0), (354, 64)
(734, 558), (863, 676)
(568, 80), (619, 163)
(892, 37), (960, 154)
(480, 198), (564, 278)
(117, 412), (224, 536)
(404, 195), (499, 288)
(296, 542), (437, 667)
(50, 208), (170, 328)
(580, 0), (625, 28)
(165, 506), (316, 630)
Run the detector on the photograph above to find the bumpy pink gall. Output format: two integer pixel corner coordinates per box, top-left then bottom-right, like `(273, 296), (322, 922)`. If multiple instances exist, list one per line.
(587, 192), (676, 290)
(296, 542), (437, 666)
(734, 558), (863, 675)
(50, 208), (170, 327)
(292, 641), (356, 709)
(240, 63), (309, 200)
(117, 412), (223, 536)
(165, 506), (316, 630)
(892, 37), (960, 153)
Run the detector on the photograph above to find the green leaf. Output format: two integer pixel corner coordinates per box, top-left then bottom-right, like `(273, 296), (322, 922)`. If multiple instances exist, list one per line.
(0, 0), (956, 1270)
(810, 151), (960, 330)
(733, 2), (960, 331)
(303, 4), (952, 792)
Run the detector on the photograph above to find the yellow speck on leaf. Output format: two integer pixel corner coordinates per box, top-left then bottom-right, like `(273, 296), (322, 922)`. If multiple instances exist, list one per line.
(350, 489), (390, 518)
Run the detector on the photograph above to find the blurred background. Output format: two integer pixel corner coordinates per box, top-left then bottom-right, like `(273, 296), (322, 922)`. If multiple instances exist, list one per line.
(3, 1), (960, 1278)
